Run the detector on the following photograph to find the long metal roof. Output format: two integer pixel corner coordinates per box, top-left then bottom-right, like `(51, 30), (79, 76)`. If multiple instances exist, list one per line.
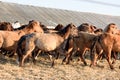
(0, 1), (120, 29)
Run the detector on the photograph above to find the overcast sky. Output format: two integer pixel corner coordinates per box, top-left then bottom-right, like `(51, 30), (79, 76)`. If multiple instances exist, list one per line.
(0, 0), (120, 16)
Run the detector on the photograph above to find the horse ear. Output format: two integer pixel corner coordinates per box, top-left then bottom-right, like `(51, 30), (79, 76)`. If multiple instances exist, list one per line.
(29, 21), (39, 27)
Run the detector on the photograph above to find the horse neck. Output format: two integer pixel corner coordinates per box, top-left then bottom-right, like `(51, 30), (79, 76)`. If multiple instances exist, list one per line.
(15, 30), (25, 36)
(63, 28), (70, 39)
(21, 28), (32, 34)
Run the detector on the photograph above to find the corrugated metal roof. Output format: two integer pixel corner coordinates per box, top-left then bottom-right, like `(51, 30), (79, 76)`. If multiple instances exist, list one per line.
(0, 1), (120, 29)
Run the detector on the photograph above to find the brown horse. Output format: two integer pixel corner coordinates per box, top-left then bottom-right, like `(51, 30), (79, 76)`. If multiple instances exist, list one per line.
(0, 20), (44, 58)
(54, 24), (64, 31)
(62, 24), (100, 65)
(94, 28), (103, 34)
(17, 23), (78, 67)
(104, 23), (119, 34)
(45, 24), (64, 33)
(90, 23), (120, 68)
(78, 23), (96, 33)
(91, 33), (120, 69)
(62, 31), (98, 65)
(0, 22), (14, 31)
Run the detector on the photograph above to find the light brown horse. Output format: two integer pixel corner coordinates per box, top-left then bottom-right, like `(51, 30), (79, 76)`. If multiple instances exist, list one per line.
(104, 23), (119, 34)
(91, 33), (120, 69)
(90, 23), (120, 68)
(0, 20), (44, 57)
(17, 23), (78, 67)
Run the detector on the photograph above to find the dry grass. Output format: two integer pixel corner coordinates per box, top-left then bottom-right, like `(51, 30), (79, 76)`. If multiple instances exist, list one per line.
(0, 55), (120, 80)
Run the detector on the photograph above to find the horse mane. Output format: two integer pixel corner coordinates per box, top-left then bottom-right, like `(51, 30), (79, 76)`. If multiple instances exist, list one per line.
(26, 20), (40, 29)
(0, 22), (14, 31)
(78, 23), (90, 32)
(58, 23), (74, 34)
(64, 35), (73, 51)
(14, 20), (40, 30)
(54, 24), (64, 31)
(40, 24), (49, 31)
(94, 28), (103, 33)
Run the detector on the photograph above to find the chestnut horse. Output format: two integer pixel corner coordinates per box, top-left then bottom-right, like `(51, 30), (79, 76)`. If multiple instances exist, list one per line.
(90, 23), (120, 68)
(91, 33), (120, 69)
(0, 20), (44, 57)
(90, 23), (120, 69)
(17, 23), (78, 67)
(104, 23), (119, 34)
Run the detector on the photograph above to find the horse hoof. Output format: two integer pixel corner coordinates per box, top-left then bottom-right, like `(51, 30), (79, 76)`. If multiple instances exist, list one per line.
(19, 64), (24, 67)
(61, 62), (65, 65)
(51, 61), (55, 67)
(110, 65), (114, 70)
(66, 62), (70, 64)
(90, 64), (94, 67)
(119, 66), (120, 69)
(84, 62), (87, 66)
(112, 61), (115, 64)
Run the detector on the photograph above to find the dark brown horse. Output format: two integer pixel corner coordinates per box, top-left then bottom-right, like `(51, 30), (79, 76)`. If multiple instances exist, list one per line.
(0, 22), (14, 31)
(54, 24), (64, 31)
(62, 32), (98, 65)
(78, 23), (96, 33)
(17, 23), (78, 67)
(45, 24), (64, 33)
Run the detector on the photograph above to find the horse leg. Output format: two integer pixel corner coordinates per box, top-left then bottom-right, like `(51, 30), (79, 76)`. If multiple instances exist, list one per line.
(62, 47), (73, 64)
(18, 49), (23, 67)
(50, 50), (62, 67)
(32, 48), (41, 65)
(46, 52), (54, 67)
(111, 52), (117, 64)
(16, 48), (23, 66)
(105, 50), (114, 69)
(62, 50), (68, 63)
(66, 49), (75, 64)
(90, 49), (103, 67)
(56, 51), (60, 59)
(79, 49), (87, 66)
(19, 55), (23, 67)
(21, 51), (32, 67)
(90, 49), (98, 67)
(21, 44), (35, 67)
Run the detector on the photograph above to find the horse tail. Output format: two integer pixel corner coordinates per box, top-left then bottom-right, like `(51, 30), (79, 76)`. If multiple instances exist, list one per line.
(17, 35), (27, 55)
(0, 33), (4, 48)
(64, 35), (73, 51)
(90, 35), (101, 61)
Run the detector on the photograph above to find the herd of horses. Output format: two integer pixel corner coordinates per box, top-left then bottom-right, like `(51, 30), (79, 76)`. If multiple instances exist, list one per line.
(0, 20), (120, 70)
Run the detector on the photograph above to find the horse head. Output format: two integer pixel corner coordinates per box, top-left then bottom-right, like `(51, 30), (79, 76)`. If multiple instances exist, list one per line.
(54, 24), (64, 31)
(23, 20), (44, 34)
(104, 23), (119, 34)
(0, 22), (14, 31)
(78, 23), (95, 33)
(59, 23), (78, 39)
(94, 28), (103, 34)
